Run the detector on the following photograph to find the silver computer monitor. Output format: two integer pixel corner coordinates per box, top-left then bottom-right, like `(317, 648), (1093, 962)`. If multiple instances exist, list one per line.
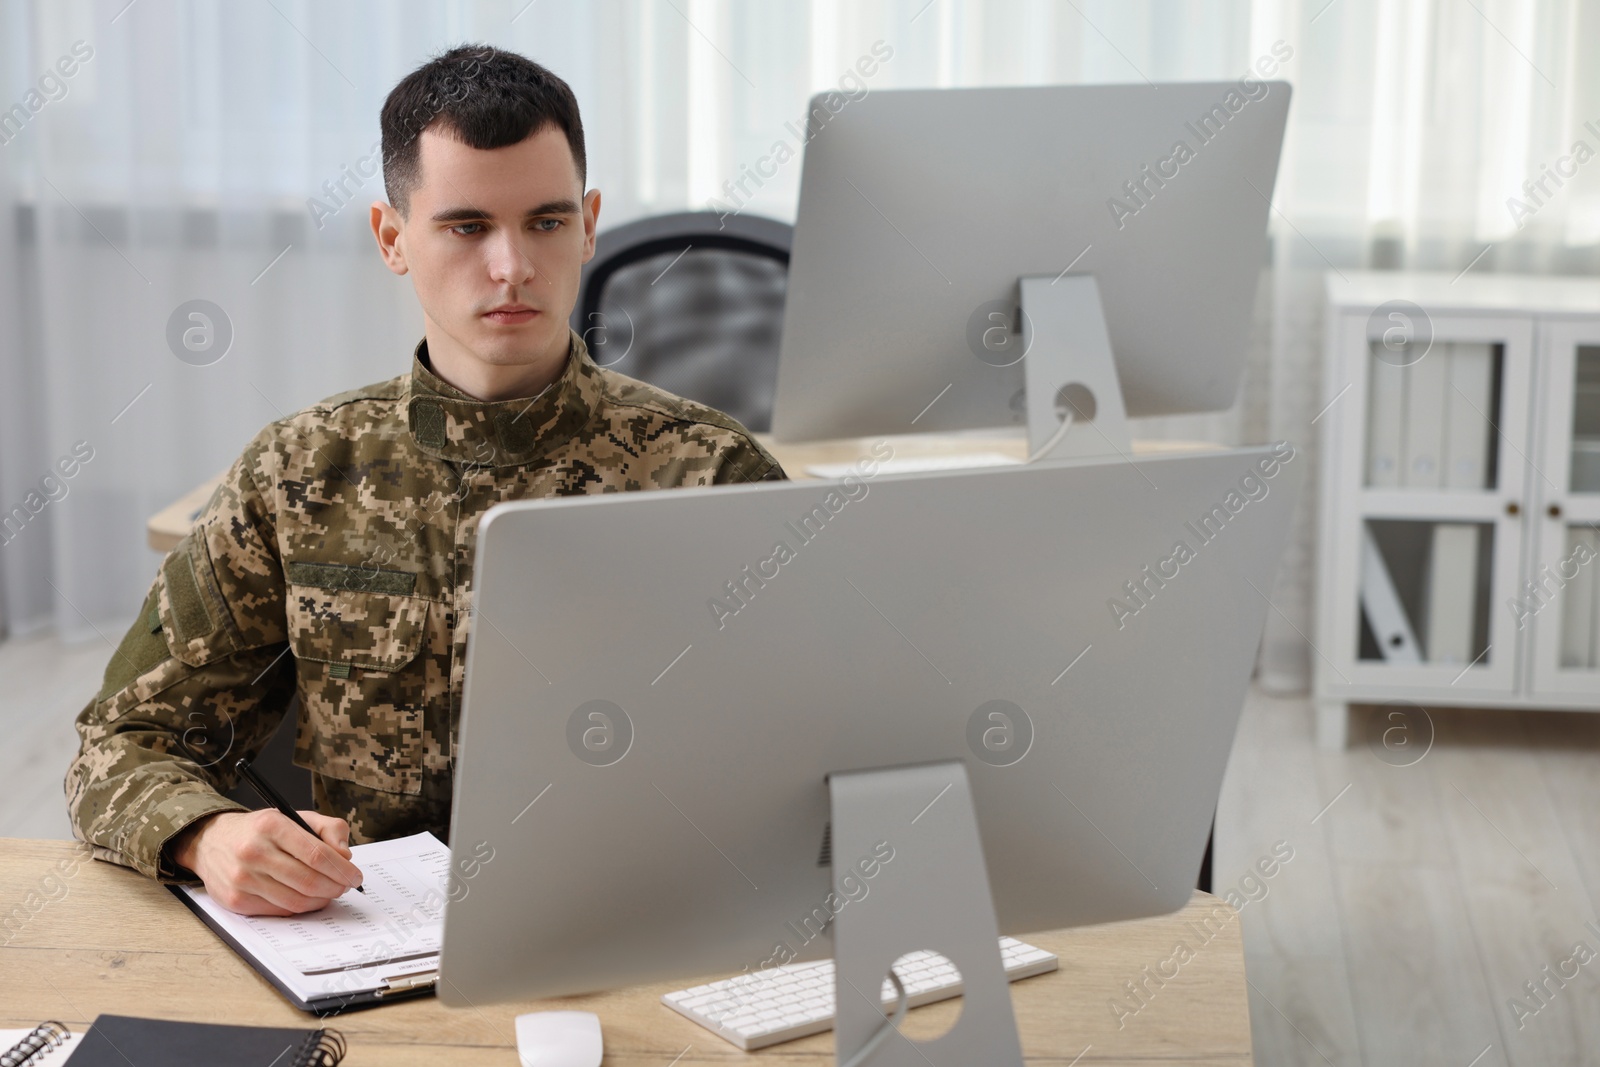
(440, 443), (1302, 1004)
(770, 81), (1291, 441)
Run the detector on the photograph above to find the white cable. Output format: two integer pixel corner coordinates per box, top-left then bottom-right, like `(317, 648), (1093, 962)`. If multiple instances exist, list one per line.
(1027, 409), (1077, 463)
(838, 967), (909, 1067)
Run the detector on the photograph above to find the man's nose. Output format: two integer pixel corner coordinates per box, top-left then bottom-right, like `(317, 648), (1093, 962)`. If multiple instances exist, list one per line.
(487, 232), (536, 286)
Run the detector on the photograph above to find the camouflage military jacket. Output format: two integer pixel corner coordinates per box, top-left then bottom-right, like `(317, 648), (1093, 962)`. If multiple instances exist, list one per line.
(67, 330), (783, 882)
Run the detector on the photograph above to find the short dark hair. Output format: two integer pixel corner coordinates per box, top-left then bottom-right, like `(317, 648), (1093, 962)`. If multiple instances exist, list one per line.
(380, 44), (586, 216)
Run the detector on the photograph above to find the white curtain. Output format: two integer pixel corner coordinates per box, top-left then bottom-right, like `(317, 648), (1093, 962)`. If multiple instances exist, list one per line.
(3, 0), (1597, 694)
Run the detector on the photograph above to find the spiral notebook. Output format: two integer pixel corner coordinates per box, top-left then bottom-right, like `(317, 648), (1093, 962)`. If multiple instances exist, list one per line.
(0, 1022), (76, 1066)
(169, 831), (449, 1013)
(1, 1017), (344, 1066)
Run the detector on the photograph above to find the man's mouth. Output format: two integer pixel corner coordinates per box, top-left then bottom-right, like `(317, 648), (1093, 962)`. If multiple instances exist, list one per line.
(484, 304), (539, 325)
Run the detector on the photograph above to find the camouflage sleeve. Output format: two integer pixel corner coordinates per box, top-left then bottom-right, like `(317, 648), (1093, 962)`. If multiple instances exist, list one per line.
(65, 436), (296, 883)
(711, 432), (787, 485)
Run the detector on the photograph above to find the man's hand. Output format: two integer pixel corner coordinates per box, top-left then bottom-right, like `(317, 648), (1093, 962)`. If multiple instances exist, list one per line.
(170, 809), (365, 916)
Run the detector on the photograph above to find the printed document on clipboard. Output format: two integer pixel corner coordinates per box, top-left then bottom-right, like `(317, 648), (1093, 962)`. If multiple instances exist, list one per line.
(170, 831), (449, 1013)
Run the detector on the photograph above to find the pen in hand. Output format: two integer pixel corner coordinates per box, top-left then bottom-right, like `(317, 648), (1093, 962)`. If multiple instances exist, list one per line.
(234, 758), (365, 894)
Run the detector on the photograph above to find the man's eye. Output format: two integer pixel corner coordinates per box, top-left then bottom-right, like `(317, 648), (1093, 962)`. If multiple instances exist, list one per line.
(449, 222), (485, 236)
(534, 218), (563, 232)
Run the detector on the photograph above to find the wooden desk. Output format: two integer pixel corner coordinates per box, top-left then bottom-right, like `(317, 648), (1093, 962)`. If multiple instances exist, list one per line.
(145, 435), (1220, 552)
(0, 839), (1252, 1065)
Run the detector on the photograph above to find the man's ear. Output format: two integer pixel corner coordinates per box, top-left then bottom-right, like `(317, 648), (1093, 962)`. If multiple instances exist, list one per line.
(581, 188), (602, 265)
(371, 201), (409, 276)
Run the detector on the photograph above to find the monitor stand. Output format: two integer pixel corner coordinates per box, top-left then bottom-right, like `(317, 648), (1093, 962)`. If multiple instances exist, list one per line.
(1019, 274), (1132, 464)
(829, 761), (1024, 1066)
(823, 279), (1129, 1064)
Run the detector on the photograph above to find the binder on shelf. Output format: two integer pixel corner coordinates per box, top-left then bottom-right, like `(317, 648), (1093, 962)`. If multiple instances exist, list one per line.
(1402, 343), (1448, 489)
(1559, 527), (1599, 669)
(1571, 348), (1600, 440)
(1360, 525), (1422, 663)
(1443, 342), (1493, 490)
(1366, 344), (1406, 488)
(1423, 523), (1478, 664)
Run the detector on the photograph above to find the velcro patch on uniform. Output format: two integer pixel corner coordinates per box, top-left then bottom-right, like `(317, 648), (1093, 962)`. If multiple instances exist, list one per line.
(163, 548), (213, 643)
(99, 591), (172, 701)
(327, 662), (352, 679)
(495, 410), (536, 454)
(287, 560), (417, 596)
(412, 398), (446, 448)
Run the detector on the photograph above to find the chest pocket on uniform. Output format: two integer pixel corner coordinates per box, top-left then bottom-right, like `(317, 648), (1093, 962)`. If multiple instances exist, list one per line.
(286, 580), (430, 796)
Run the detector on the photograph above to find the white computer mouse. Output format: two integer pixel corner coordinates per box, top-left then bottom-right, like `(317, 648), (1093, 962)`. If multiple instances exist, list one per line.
(515, 1010), (603, 1067)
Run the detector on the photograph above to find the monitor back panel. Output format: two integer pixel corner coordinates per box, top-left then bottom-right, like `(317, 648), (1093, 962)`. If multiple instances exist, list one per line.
(442, 445), (1302, 1002)
(772, 82), (1290, 438)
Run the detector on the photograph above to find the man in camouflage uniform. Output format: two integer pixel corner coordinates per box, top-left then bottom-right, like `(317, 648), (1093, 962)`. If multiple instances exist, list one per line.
(67, 45), (782, 916)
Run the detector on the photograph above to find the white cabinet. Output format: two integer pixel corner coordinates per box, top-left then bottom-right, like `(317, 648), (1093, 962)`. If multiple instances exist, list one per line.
(1314, 271), (1600, 748)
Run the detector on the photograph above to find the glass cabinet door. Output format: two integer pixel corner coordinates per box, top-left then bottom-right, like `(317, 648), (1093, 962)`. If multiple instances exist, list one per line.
(1330, 311), (1531, 694)
(1568, 344), (1600, 492)
(1531, 325), (1600, 696)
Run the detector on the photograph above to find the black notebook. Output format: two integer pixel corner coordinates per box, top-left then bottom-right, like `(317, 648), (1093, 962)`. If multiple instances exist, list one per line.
(62, 1016), (344, 1066)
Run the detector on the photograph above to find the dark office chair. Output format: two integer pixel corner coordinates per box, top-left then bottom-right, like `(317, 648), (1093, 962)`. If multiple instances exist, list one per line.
(570, 211), (792, 432)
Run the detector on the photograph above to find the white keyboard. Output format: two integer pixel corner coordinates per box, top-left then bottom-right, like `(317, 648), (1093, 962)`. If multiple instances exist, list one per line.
(661, 937), (1058, 1051)
(805, 451), (1021, 479)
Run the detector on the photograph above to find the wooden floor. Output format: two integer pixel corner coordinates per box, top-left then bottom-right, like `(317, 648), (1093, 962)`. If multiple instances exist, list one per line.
(1217, 691), (1600, 1067)
(4, 630), (1599, 1064)
(0, 630), (106, 840)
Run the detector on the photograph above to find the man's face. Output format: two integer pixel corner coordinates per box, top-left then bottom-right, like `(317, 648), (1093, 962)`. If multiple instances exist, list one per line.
(380, 125), (599, 371)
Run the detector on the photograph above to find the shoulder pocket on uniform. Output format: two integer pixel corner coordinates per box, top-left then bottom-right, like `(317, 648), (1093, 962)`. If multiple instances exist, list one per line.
(157, 532), (243, 668)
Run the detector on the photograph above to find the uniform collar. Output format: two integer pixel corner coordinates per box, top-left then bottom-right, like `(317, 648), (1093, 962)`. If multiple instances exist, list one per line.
(406, 328), (603, 467)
